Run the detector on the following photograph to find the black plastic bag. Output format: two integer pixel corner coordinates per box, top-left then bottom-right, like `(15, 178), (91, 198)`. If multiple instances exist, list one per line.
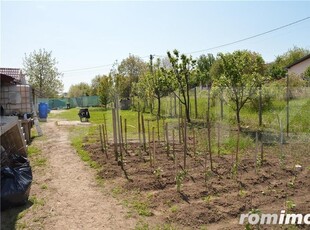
(1, 155), (32, 211)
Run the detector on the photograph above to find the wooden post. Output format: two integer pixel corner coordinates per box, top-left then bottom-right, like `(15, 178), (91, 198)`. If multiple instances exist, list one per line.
(255, 131), (258, 173)
(102, 124), (108, 158)
(147, 120), (151, 151)
(286, 71), (289, 137)
(112, 108), (118, 161)
(172, 129), (175, 163)
(165, 122), (169, 157)
(99, 124), (104, 152)
(220, 94), (224, 120)
(142, 114), (146, 152)
(103, 114), (108, 143)
(124, 118), (128, 152)
(194, 87), (198, 119)
(217, 122), (220, 156)
(115, 101), (123, 160)
(180, 105), (184, 144)
(170, 94), (173, 117)
(157, 117), (160, 141)
(120, 116), (125, 154)
(258, 85), (262, 127)
(163, 119), (166, 142)
(174, 93), (177, 117)
(183, 118), (187, 170)
(193, 128), (196, 156)
(138, 110), (141, 147)
(152, 127), (156, 166)
(236, 123), (240, 164)
(178, 111), (181, 144)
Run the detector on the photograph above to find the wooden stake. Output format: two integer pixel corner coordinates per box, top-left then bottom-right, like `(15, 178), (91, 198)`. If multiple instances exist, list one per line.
(142, 114), (146, 151)
(99, 124), (104, 152)
(115, 101), (123, 160)
(255, 131), (258, 173)
(172, 129), (175, 163)
(165, 122), (169, 157)
(120, 116), (125, 154)
(102, 124), (108, 158)
(103, 114), (108, 143)
(152, 127), (156, 166)
(178, 112), (181, 144)
(147, 120), (151, 151)
(194, 87), (198, 119)
(193, 128), (196, 156)
(183, 118), (187, 170)
(157, 117), (160, 141)
(112, 108), (118, 161)
(174, 93), (177, 117)
(124, 118), (128, 152)
(163, 119), (166, 142)
(217, 121), (220, 156)
(236, 123), (240, 164)
(138, 110), (141, 147)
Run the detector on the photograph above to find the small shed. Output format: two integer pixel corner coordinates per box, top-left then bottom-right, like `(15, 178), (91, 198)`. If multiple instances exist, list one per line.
(0, 68), (34, 152)
(0, 68), (33, 116)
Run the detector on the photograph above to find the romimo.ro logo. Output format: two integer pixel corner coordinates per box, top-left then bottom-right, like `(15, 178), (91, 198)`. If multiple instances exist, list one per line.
(239, 210), (310, 225)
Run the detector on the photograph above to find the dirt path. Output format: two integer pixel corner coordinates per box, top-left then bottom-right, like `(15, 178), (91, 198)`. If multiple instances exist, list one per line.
(10, 118), (136, 229)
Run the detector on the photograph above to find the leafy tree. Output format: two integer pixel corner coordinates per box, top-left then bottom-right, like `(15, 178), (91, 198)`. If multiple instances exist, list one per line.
(152, 58), (174, 117)
(114, 74), (131, 98)
(167, 50), (196, 123)
(214, 50), (265, 125)
(197, 54), (215, 171)
(98, 75), (113, 108)
(118, 54), (148, 83)
(132, 57), (173, 115)
(196, 54), (215, 88)
(90, 75), (102, 95)
(268, 46), (310, 80)
(23, 49), (63, 97)
(108, 56), (148, 98)
(68, 82), (91, 97)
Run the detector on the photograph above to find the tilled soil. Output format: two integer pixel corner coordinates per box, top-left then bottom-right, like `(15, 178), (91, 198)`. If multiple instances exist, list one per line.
(85, 139), (310, 229)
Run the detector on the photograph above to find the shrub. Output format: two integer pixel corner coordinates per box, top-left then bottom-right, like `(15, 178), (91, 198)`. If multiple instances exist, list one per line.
(249, 86), (274, 111)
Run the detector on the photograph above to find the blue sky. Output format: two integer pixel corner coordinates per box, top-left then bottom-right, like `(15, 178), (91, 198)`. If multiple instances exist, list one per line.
(1, 1), (310, 92)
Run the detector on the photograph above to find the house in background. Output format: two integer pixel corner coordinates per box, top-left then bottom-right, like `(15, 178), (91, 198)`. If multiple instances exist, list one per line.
(286, 54), (310, 76)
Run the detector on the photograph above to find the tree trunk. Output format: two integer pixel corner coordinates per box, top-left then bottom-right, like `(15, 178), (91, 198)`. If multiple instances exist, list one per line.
(186, 85), (191, 123)
(157, 96), (161, 118)
(185, 102), (191, 123)
(236, 108), (241, 126)
(258, 86), (262, 127)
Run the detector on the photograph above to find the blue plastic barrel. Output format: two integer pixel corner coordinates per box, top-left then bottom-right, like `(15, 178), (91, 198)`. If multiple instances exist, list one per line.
(38, 103), (48, 119)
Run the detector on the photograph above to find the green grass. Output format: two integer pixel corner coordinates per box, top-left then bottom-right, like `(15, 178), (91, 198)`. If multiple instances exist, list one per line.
(49, 93), (310, 137)
(29, 196), (45, 207)
(32, 158), (47, 167)
(70, 126), (101, 169)
(28, 144), (47, 167)
(170, 205), (179, 213)
(40, 184), (48, 190)
(27, 145), (41, 156)
(49, 107), (177, 140)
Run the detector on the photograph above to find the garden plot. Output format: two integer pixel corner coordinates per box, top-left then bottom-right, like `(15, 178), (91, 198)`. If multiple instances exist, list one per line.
(85, 138), (310, 229)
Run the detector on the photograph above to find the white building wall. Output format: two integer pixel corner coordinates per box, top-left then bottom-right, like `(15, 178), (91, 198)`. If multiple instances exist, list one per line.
(288, 58), (310, 76)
